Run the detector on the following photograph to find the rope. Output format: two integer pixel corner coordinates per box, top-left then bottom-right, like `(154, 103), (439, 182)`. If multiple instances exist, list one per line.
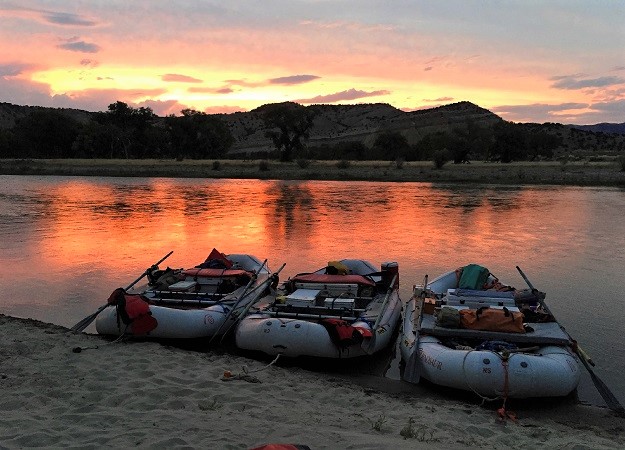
(221, 354), (281, 383)
(495, 350), (517, 424)
(72, 327), (129, 353)
(461, 350), (500, 404)
(460, 347), (518, 423)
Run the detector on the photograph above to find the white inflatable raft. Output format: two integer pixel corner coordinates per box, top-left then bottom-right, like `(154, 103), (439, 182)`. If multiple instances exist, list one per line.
(235, 259), (402, 358)
(401, 265), (581, 399)
(96, 251), (277, 339)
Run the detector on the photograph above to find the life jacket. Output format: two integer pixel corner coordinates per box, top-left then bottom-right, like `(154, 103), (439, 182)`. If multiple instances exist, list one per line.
(106, 287), (158, 335)
(320, 318), (371, 348)
(197, 248), (233, 269)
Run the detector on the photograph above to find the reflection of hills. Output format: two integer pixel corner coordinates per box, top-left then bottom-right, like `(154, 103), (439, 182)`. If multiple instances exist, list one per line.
(264, 182), (315, 240)
(431, 185), (525, 212)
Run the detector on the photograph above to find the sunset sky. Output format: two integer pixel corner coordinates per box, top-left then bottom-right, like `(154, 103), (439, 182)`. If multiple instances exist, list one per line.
(0, 1), (623, 124)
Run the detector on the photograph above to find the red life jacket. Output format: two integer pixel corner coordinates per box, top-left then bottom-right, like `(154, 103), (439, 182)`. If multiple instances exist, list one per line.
(106, 288), (158, 335)
(320, 318), (370, 348)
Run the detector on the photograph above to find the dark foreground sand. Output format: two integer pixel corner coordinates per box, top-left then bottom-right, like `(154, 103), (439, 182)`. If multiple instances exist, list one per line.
(1, 158), (625, 186)
(1, 314), (623, 449)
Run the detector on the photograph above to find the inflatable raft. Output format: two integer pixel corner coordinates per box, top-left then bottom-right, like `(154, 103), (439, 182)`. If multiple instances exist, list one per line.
(401, 264), (581, 399)
(96, 250), (278, 339)
(235, 259), (402, 358)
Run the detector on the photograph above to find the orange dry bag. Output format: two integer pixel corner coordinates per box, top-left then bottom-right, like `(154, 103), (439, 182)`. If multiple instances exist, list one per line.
(459, 306), (525, 333)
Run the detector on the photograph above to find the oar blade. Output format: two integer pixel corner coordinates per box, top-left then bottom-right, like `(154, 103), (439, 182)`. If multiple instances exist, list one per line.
(70, 304), (108, 332)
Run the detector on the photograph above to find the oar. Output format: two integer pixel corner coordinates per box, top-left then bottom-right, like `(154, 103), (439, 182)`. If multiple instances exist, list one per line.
(70, 251), (174, 333)
(403, 274), (428, 383)
(362, 273), (398, 354)
(208, 259), (268, 343)
(219, 262), (286, 342)
(516, 265), (625, 416)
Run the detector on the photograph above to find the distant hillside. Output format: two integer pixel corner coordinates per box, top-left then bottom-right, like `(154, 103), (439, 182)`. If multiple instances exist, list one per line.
(220, 101), (502, 155)
(570, 123), (625, 135)
(1, 100), (624, 159)
(0, 102), (91, 129)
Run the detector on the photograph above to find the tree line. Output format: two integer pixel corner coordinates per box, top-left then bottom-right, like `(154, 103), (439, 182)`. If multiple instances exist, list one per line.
(0, 100), (562, 163)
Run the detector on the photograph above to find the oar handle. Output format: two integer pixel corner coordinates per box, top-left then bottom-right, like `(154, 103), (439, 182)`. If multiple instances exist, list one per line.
(515, 265), (535, 291)
(126, 250), (174, 291)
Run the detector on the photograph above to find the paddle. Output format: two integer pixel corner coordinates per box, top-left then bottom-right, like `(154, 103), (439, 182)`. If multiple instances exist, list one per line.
(208, 259), (268, 343)
(362, 273), (398, 354)
(70, 251), (174, 333)
(403, 274), (428, 383)
(516, 266), (625, 416)
(219, 262), (286, 342)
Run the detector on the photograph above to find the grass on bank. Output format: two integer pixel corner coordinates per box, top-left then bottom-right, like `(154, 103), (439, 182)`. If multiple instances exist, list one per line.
(0, 158), (624, 186)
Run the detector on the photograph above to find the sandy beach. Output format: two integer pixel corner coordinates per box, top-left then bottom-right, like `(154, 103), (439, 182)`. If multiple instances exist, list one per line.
(1, 314), (623, 449)
(1, 158), (625, 186)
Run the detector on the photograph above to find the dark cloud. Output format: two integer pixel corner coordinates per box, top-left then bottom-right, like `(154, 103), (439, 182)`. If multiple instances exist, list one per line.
(591, 99), (625, 114)
(162, 74), (203, 83)
(296, 88), (390, 104)
(80, 59), (98, 67)
(551, 75), (625, 90)
(491, 102), (589, 123)
(0, 63), (30, 77)
(42, 11), (97, 26)
(0, 76), (53, 106)
(268, 74), (320, 85)
(57, 39), (100, 53)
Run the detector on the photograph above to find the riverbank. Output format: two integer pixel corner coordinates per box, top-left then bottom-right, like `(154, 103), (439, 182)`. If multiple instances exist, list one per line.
(1, 158), (625, 186)
(1, 314), (624, 449)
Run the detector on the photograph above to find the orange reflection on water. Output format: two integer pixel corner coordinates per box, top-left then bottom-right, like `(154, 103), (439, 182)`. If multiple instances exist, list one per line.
(35, 179), (591, 285)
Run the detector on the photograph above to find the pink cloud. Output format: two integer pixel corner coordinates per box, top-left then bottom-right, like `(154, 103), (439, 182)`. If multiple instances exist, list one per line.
(161, 73), (203, 83)
(296, 88), (390, 104)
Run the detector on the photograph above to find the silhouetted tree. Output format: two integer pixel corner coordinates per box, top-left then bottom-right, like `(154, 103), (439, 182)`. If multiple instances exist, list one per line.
(257, 102), (315, 162)
(93, 101), (158, 158)
(371, 131), (410, 160)
(165, 109), (233, 159)
(490, 121), (527, 162)
(11, 110), (82, 158)
(527, 130), (561, 160)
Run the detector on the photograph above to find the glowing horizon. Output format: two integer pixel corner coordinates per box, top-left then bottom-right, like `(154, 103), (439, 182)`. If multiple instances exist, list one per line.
(1, 1), (624, 124)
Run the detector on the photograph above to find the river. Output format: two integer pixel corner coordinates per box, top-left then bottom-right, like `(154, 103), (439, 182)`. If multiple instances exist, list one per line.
(1, 175), (623, 408)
